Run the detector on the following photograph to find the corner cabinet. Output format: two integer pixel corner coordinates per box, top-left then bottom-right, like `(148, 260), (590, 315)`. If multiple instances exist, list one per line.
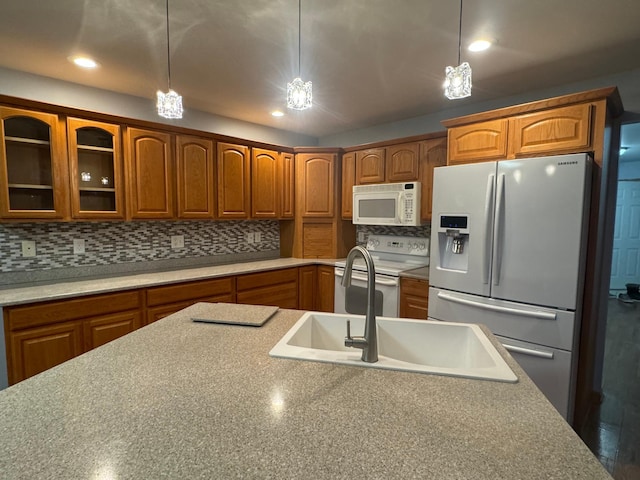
(176, 135), (215, 219)
(298, 153), (335, 217)
(419, 137), (447, 222)
(0, 107), (70, 219)
(67, 118), (124, 219)
(217, 142), (250, 219)
(124, 127), (174, 219)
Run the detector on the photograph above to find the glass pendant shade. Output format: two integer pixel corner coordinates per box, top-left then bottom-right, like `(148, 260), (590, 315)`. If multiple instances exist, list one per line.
(287, 77), (312, 110)
(157, 89), (183, 119)
(444, 62), (472, 100)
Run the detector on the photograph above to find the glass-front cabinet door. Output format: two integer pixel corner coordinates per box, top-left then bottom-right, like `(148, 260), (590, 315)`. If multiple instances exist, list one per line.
(0, 107), (69, 219)
(67, 118), (123, 219)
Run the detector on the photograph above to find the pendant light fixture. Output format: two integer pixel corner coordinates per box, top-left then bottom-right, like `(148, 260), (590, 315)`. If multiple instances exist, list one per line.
(157, 0), (183, 119)
(287, 0), (312, 110)
(444, 0), (472, 100)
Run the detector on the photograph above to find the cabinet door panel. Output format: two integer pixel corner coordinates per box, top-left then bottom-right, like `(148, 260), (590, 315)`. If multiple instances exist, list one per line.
(84, 311), (142, 350)
(317, 265), (335, 312)
(447, 119), (508, 164)
(298, 265), (316, 311)
(510, 104), (592, 157)
(217, 142), (250, 218)
(125, 127), (174, 219)
(386, 143), (419, 182)
(146, 277), (235, 307)
(355, 148), (385, 184)
(419, 137), (447, 222)
(400, 278), (428, 319)
(9, 321), (83, 384)
(0, 107), (69, 219)
(280, 152), (294, 218)
(341, 151), (355, 219)
(236, 268), (298, 309)
(177, 135), (215, 218)
(67, 118), (124, 219)
(298, 153), (335, 217)
(251, 148), (279, 218)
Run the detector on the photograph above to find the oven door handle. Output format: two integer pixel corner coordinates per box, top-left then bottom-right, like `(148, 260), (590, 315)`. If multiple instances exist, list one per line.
(334, 269), (399, 286)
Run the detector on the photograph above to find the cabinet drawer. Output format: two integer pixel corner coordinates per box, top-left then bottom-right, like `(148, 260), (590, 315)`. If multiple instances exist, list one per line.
(6, 290), (142, 331)
(146, 277), (235, 307)
(236, 268), (298, 309)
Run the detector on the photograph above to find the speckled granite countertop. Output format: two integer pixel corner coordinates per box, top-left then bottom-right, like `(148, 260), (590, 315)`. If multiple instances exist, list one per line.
(0, 258), (341, 307)
(0, 305), (610, 479)
(400, 265), (429, 280)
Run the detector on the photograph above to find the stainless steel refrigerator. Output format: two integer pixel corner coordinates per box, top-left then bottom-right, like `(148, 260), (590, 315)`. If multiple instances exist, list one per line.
(428, 153), (592, 421)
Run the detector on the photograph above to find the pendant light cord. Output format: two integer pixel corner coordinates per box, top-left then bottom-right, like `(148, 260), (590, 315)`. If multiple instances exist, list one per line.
(165, 0), (172, 90)
(297, 0), (302, 77)
(457, 0), (463, 65)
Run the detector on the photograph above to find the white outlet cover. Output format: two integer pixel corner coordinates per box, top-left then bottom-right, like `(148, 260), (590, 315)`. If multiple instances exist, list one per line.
(254, 232), (261, 243)
(171, 235), (185, 249)
(21, 240), (36, 257)
(73, 239), (85, 254)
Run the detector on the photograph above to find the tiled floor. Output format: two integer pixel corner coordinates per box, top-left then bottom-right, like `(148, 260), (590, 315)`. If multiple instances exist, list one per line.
(580, 297), (640, 479)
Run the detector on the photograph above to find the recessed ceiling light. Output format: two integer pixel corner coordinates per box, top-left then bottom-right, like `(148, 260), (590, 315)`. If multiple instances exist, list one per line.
(69, 56), (99, 69)
(468, 40), (492, 52)
(271, 110), (285, 117)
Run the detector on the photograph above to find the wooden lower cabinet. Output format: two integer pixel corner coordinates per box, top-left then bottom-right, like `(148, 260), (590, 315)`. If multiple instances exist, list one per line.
(9, 321), (83, 384)
(317, 265), (335, 312)
(4, 290), (142, 384)
(237, 268), (298, 309)
(83, 311), (142, 350)
(145, 277), (235, 324)
(4, 264), (337, 385)
(297, 265), (335, 312)
(399, 277), (429, 320)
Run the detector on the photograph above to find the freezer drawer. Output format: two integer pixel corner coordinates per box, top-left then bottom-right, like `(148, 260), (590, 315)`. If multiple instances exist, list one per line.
(495, 335), (574, 421)
(428, 287), (577, 351)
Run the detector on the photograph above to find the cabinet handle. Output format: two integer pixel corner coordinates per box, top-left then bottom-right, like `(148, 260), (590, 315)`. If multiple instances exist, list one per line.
(502, 343), (554, 359)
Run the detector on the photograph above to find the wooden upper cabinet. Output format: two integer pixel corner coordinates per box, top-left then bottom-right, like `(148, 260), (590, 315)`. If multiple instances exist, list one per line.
(509, 104), (592, 157)
(419, 137), (447, 222)
(124, 127), (174, 219)
(217, 142), (250, 219)
(280, 152), (294, 218)
(251, 148), (279, 218)
(447, 119), (509, 165)
(341, 151), (355, 219)
(67, 118), (124, 219)
(355, 148), (385, 184)
(297, 152), (335, 217)
(386, 142), (419, 182)
(176, 135), (215, 219)
(0, 107), (69, 219)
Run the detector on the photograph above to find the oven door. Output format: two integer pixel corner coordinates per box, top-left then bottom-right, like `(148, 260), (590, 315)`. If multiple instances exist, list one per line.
(334, 267), (400, 317)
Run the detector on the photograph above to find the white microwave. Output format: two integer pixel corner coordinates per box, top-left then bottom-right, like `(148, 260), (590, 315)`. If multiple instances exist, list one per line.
(352, 181), (422, 226)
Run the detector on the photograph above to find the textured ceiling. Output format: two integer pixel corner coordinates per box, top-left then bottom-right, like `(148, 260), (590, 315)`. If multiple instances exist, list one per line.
(1, 0), (640, 139)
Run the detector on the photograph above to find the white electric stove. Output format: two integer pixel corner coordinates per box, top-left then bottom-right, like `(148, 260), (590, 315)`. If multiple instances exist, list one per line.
(334, 235), (429, 317)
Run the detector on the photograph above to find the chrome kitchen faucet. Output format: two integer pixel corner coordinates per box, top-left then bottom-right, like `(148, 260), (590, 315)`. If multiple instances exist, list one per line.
(342, 245), (378, 363)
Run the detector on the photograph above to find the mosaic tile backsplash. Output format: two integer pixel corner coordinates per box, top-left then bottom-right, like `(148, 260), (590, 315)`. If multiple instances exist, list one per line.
(0, 220), (280, 286)
(356, 224), (431, 245)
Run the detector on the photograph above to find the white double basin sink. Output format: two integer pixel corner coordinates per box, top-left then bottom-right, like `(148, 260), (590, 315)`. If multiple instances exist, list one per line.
(270, 312), (517, 383)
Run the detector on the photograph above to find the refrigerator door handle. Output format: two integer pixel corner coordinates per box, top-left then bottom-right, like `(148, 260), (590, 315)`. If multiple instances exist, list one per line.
(436, 292), (557, 320)
(492, 173), (506, 285)
(483, 174), (495, 284)
(502, 343), (554, 359)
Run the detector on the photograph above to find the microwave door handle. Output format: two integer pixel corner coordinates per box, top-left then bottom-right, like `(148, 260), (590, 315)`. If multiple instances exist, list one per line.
(483, 174), (495, 285)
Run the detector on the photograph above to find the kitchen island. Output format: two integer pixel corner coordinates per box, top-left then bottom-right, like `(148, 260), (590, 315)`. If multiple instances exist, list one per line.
(0, 305), (610, 479)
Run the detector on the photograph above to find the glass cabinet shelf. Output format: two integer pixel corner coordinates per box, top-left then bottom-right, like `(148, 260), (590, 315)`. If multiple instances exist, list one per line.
(5, 136), (51, 146)
(9, 183), (54, 190)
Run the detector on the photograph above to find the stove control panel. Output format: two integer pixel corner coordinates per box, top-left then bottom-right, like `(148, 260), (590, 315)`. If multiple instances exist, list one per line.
(365, 235), (429, 257)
